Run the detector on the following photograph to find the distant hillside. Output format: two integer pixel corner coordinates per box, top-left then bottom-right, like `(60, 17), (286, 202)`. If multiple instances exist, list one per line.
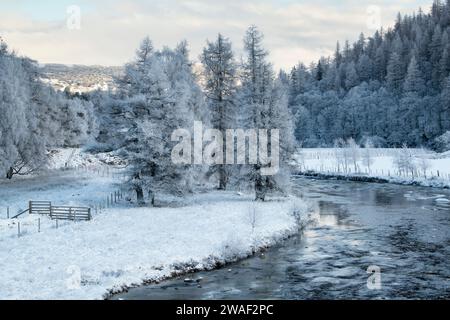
(39, 64), (124, 94)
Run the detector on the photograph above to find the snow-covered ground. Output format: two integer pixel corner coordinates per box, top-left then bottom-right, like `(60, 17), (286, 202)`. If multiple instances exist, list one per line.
(0, 169), (122, 221)
(294, 148), (450, 188)
(46, 148), (125, 169)
(0, 149), (308, 300)
(0, 192), (306, 299)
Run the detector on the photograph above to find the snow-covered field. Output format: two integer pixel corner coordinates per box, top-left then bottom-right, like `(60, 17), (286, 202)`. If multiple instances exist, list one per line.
(294, 148), (450, 188)
(0, 151), (308, 300)
(0, 193), (306, 300)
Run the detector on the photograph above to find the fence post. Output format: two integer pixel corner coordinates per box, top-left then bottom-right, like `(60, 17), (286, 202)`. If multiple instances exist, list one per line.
(18, 222), (21, 237)
(7, 206), (9, 219)
(38, 218), (41, 233)
(29, 201), (32, 214)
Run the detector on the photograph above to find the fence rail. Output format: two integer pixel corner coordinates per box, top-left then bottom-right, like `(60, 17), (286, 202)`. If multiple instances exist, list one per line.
(29, 201), (51, 215)
(11, 209), (29, 219)
(50, 206), (91, 221)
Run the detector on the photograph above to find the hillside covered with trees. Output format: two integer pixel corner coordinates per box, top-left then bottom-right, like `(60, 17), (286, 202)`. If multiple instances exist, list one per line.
(288, 0), (450, 149)
(0, 40), (96, 179)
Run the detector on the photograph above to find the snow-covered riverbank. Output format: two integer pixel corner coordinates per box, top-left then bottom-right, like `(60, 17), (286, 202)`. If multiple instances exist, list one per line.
(0, 179), (307, 299)
(294, 148), (450, 189)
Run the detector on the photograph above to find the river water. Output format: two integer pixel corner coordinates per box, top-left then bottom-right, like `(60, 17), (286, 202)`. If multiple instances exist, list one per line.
(113, 177), (450, 300)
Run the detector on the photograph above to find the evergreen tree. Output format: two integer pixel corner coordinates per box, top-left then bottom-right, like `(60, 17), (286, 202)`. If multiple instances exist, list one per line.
(386, 52), (405, 94)
(404, 55), (425, 94)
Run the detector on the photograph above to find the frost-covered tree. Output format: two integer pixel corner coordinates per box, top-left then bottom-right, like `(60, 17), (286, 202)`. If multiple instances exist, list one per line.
(121, 38), (200, 204)
(237, 26), (295, 200)
(440, 76), (450, 131)
(404, 56), (425, 95)
(264, 77), (296, 192)
(394, 144), (417, 176)
(433, 131), (450, 152)
(362, 139), (374, 174)
(0, 41), (94, 179)
(0, 53), (42, 178)
(333, 139), (346, 173)
(417, 148), (431, 176)
(344, 62), (359, 90)
(347, 138), (360, 172)
(386, 53), (404, 94)
(201, 34), (237, 189)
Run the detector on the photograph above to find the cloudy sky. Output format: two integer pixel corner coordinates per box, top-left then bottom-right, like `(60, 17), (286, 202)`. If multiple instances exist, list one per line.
(0, 0), (432, 70)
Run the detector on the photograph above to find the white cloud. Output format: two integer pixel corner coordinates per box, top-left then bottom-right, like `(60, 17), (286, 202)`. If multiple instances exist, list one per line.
(0, 0), (432, 70)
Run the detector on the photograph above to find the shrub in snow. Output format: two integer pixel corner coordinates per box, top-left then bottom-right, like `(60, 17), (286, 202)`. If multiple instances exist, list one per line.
(347, 138), (360, 173)
(360, 136), (386, 148)
(333, 139), (349, 173)
(362, 140), (374, 174)
(394, 144), (417, 177)
(218, 233), (249, 262)
(290, 199), (308, 230)
(433, 131), (450, 152)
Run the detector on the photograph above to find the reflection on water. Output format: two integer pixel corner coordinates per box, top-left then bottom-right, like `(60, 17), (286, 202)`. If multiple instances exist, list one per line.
(315, 201), (353, 228)
(112, 177), (450, 300)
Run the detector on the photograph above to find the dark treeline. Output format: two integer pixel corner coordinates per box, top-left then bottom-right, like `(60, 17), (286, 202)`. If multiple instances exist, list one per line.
(288, 0), (450, 149)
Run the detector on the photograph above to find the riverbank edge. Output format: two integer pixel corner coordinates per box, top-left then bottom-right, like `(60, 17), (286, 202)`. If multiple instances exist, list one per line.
(295, 171), (450, 189)
(104, 215), (313, 300)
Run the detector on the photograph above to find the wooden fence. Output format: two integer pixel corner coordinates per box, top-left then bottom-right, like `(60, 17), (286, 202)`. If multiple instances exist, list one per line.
(49, 206), (91, 221)
(11, 201), (91, 221)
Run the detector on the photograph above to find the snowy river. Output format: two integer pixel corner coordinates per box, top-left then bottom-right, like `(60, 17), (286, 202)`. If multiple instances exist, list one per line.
(113, 176), (450, 299)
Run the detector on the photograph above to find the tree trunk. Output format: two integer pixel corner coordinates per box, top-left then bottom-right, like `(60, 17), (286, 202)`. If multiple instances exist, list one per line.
(255, 169), (265, 201)
(136, 186), (144, 205)
(148, 190), (155, 206)
(218, 166), (227, 190)
(6, 167), (13, 180)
